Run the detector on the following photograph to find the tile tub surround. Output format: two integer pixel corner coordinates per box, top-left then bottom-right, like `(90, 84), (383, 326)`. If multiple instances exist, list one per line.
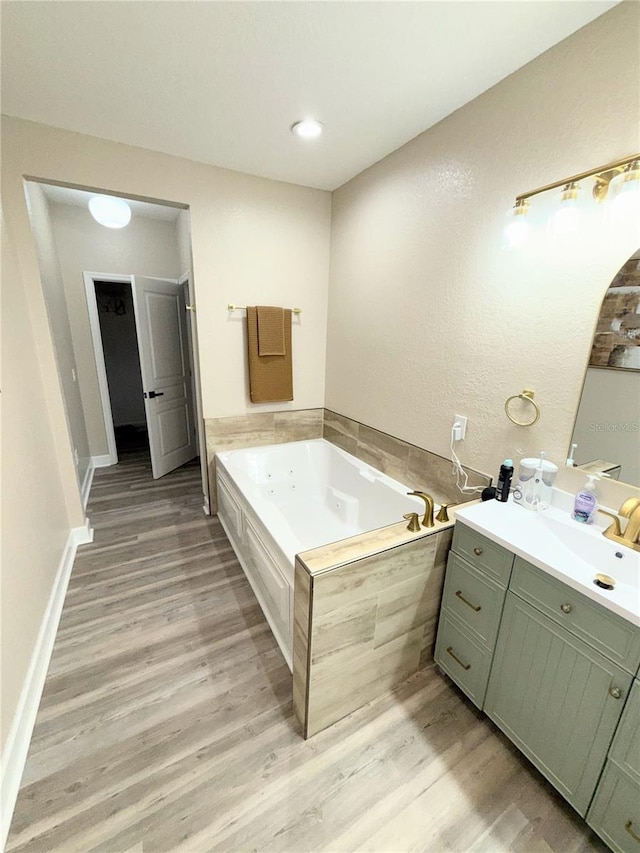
(323, 409), (490, 506)
(205, 409), (323, 511)
(293, 511), (458, 738)
(206, 407), (490, 512)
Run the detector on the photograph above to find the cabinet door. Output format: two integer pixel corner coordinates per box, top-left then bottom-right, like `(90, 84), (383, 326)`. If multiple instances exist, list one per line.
(588, 763), (640, 853)
(485, 593), (632, 816)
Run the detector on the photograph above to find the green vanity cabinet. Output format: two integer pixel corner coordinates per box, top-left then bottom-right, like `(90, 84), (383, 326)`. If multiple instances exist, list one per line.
(434, 521), (640, 847)
(434, 525), (514, 708)
(484, 592), (633, 816)
(588, 679), (640, 852)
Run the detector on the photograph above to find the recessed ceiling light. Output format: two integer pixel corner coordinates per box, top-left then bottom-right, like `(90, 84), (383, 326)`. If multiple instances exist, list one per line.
(88, 195), (132, 228)
(290, 119), (323, 139)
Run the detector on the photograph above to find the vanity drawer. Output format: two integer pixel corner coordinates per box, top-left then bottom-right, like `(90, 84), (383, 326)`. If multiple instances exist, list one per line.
(452, 524), (514, 587)
(511, 557), (640, 674)
(609, 679), (640, 781)
(441, 553), (507, 650)
(588, 763), (640, 853)
(434, 612), (493, 709)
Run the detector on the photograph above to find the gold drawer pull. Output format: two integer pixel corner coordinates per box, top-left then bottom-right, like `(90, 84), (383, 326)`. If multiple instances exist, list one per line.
(560, 603), (572, 614)
(455, 590), (482, 612)
(446, 646), (471, 671)
(610, 686), (622, 699)
(625, 821), (640, 843)
(473, 547), (483, 556)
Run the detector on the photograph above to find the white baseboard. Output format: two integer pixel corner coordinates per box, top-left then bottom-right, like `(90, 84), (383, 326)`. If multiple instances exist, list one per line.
(92, 454), (113, 469)
(80, 461), (95, 510)
(0, 521), (93, 849)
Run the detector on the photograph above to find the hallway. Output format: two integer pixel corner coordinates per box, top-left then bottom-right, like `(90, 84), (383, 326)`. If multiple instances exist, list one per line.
(6, 455), (604, 852)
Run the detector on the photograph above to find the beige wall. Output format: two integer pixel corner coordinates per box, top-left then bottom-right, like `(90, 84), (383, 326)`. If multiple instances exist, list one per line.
(326, 2), (640, 484)
(0, 213), (78, 751)
(3, 117), (332, 423)
(49, 201), (182, 456)
(24, 184), (92, 488)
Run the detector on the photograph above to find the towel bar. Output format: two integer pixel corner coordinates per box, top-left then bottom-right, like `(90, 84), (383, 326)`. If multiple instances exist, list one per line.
(227, 303), (302, 315)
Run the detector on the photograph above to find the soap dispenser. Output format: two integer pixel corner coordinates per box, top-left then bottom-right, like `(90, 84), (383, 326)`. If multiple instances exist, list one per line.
(572, 474), (599, 524)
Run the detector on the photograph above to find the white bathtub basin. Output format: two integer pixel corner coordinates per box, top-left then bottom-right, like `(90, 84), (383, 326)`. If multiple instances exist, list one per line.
(215, 439), (432, 667)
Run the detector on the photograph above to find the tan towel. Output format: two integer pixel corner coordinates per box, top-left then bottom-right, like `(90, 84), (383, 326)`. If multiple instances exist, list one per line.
(257, 306), (285, 356)
(247, 306), (293, 403)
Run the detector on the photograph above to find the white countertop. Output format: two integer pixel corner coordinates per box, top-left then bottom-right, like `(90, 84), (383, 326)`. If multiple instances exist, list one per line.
(455, 495), (640, 627)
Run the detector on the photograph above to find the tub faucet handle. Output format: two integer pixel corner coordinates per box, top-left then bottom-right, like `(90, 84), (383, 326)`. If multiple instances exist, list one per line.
(407, 491), (435, 528)
(403, 512), (421, 532)
(436, 504), (450, 524)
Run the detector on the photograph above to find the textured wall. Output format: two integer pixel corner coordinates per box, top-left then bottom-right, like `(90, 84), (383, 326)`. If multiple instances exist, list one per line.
(326, 3), (640, 483)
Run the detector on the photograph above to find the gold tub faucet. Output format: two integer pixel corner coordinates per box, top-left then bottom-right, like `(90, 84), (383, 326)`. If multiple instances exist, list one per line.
(598, 497), (640, 553)
(408, 491), (435, 528)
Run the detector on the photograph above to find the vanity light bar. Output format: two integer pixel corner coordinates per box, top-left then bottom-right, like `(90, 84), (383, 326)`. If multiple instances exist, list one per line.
(515, 153), (640, 204)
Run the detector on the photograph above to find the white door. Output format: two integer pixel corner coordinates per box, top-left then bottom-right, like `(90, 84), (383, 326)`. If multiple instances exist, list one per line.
(132, 276), (197, 479)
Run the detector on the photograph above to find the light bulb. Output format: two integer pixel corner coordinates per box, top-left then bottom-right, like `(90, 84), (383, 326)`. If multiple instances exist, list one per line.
(609, 160), (640, 225)
(88, 195), (132, 228)
(550, 182), (581, 237)
(505, 199), (530, 248)
(290, 119), (323, 139)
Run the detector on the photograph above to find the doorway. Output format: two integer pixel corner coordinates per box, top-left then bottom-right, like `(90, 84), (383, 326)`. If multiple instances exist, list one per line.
(94, 280), (149, 455)
(85, 272), (199, 479)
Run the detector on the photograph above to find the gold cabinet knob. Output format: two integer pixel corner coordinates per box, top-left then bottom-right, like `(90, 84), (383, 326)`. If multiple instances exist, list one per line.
(610, 686), (622, 699)
(473, 547), (483, 556)
(560, 603), (572, 614)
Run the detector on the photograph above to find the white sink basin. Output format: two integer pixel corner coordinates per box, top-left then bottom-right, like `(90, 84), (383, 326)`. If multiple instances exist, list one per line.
(539, 514), (639, 590)
(454, 498), (640, 626)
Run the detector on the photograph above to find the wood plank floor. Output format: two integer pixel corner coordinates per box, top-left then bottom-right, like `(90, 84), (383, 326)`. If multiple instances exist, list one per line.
(6, 452), (606, 852)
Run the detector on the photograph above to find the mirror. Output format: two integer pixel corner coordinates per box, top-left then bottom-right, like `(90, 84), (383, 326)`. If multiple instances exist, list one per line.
(569, 249), (640, 487)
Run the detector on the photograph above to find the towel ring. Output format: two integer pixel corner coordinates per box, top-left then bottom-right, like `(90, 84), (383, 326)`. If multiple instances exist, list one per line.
(505, 389), (540, 427)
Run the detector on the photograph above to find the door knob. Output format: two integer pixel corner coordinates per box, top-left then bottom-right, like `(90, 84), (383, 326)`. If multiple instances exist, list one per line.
(560, 603), (572, 614)
(146, 391), (165, 399)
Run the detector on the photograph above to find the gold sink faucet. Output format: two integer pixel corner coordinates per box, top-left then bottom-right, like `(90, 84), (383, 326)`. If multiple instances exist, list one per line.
(408, 491), (435, 528)
(598, 497), (640, 553)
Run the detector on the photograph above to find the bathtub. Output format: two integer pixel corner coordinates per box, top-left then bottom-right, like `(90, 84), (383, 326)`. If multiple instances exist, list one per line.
(215, 438), (428, 668)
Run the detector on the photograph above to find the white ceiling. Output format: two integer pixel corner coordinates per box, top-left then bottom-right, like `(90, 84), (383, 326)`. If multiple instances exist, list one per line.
(2, 1), (618, 191)
(40, 183), (182, 222)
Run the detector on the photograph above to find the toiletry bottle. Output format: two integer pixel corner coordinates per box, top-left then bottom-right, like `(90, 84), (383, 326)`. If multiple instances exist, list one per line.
(572, 474), (598, 524)
(496, 459), (514, 502)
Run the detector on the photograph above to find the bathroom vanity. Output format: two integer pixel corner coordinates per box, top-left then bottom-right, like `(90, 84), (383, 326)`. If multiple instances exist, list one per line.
(435, 500), (640, 853)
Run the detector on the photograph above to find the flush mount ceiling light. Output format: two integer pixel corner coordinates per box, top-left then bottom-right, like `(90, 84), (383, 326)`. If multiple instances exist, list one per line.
(290, 119), (323, 139)
(88, 195), (132, 228)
